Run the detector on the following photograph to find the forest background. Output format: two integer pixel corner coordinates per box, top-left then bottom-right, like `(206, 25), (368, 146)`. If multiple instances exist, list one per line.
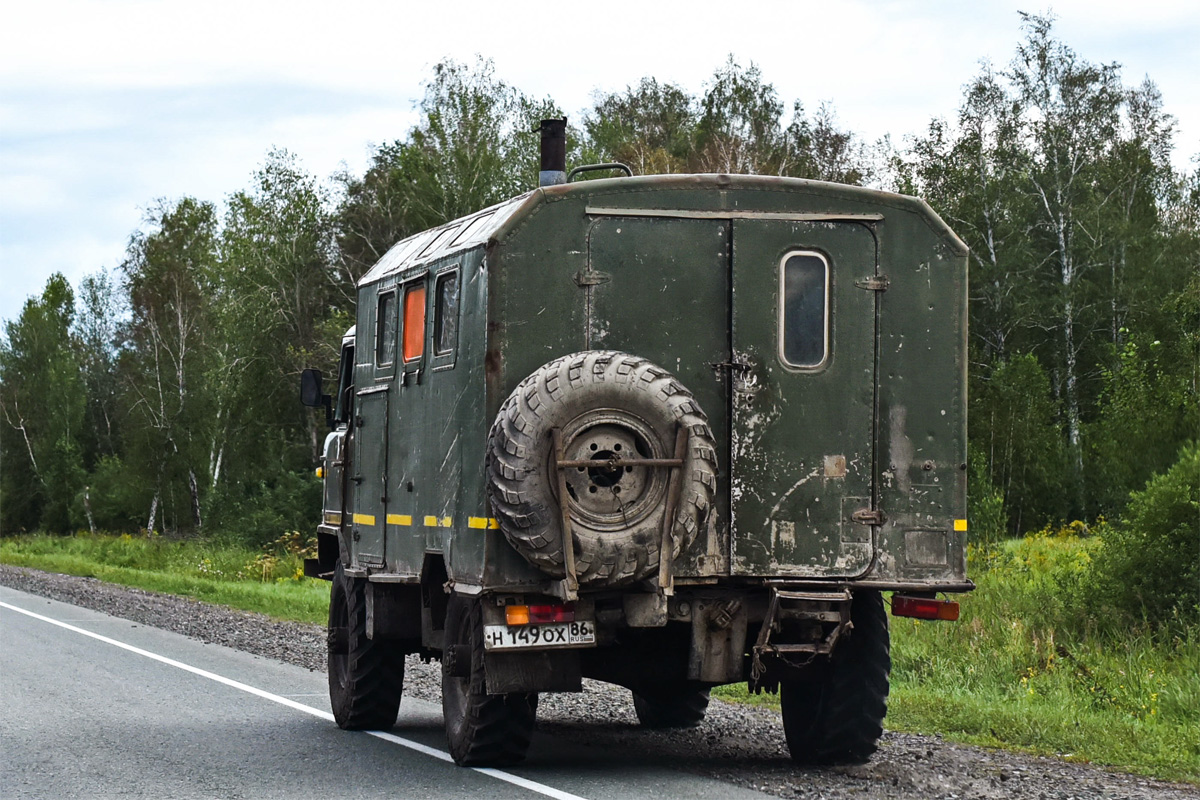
(2, 15), (1197, 630)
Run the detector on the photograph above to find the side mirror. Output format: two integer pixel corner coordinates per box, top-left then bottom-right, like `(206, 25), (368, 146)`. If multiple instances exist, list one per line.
(300, 368), (334, 428)
(300, 369), (324, 406)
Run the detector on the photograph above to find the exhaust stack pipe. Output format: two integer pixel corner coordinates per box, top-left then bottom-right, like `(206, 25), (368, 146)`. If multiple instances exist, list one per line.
(539, 118), (567, 187)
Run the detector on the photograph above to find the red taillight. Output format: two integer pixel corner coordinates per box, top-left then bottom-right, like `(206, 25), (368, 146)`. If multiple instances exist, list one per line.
(529, 604), (575, 624)
(892, 594), (960, 621)
(505, 603), (575, 626)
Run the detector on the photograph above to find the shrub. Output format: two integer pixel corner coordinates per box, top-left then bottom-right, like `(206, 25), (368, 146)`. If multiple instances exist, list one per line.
(967, 446), (1009, 549)
(1087, 442), (1200, 628)
(72, 455), (148, 532)
(205, 470), (322, 548)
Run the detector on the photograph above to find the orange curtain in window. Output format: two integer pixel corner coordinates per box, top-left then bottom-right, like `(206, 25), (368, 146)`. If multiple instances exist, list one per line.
(403, 286), (426, 361)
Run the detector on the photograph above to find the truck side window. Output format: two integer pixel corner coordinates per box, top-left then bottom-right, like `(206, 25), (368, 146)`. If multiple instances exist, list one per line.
(403, 284), (426, 362)
(376, 291), (397, 366)
(780, 252), (829, 369)
(434, 271), (459, 355)
(334, 344), (355, 423)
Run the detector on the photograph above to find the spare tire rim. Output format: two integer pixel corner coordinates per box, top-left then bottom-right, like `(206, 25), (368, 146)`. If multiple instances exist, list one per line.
(558, 409), (669, 532)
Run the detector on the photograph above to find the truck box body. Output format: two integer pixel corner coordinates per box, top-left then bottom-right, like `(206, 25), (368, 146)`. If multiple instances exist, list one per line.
(331, 174), (968, 593)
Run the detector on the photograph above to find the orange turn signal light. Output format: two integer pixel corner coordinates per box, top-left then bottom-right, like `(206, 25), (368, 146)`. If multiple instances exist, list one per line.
(892, 594), (960, 621)
(505, 603), (575, 626)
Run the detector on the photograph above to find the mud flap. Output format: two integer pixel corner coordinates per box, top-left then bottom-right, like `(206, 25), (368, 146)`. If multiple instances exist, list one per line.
(687, 597), (748, 683)
(485, 649), (582, 694)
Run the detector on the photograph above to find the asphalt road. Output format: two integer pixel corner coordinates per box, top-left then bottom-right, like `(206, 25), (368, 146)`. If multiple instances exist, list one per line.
(0, 585), (776, 800)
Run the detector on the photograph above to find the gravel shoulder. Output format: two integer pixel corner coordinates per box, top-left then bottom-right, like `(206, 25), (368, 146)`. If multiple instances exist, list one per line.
(2, 564), (1195, 800)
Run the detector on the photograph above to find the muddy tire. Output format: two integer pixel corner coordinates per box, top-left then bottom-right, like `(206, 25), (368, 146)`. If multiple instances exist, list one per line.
(780, 590), (890, 764)
(442, 594), (537, 766)
(632, 685), (711, 728)
(487, 351), (717, 587)
(328, 562), (405, 730)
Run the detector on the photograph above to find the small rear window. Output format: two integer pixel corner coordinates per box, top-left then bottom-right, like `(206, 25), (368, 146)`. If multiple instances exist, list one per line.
(375, 291), (396, 366)
(403, 285), (426, 362)
(780, 252), (829, 369)
(434, 271), (459, 355)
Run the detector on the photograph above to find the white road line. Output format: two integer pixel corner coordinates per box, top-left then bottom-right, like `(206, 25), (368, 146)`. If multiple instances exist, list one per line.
(0, 599), (588, 800)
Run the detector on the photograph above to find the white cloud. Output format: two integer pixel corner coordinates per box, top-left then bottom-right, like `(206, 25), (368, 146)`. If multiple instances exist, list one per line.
(2, 0), (1198, 323)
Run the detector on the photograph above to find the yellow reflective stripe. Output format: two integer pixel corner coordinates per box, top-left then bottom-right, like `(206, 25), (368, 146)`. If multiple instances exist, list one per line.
(423, 516), (438, 527)
(954, 519), (968, 532)
(386, 514), (412, 526)
(468, 517), (500, 529)
(440, 517), (452, 527)
(352, 513), (376, 526)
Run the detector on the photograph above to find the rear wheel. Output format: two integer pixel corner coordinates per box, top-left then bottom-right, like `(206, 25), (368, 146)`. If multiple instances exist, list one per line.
(632, 685), (710, 728)
(328, 562), (405, 730)
(780, 590), (890, 764)
(442, 594), (537, 766)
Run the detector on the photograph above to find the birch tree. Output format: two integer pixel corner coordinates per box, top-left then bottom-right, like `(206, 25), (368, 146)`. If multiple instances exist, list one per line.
(121, 198), (218, 533)
(1007, 12), (1125, 505)
(216, 149), (340, 482)
(583, 78), (697, 175)
(694, 57), (788, 175)
(337, 57), (558, 287)
(74, 268), (124, 465)
(0, 274), (87, 532)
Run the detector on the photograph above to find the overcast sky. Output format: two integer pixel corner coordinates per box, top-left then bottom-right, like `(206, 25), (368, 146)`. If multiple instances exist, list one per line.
(2, 0), (1197, 326)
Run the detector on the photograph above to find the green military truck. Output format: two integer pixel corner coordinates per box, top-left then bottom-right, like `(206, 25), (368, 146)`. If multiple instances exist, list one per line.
(301, 119), (971, 767)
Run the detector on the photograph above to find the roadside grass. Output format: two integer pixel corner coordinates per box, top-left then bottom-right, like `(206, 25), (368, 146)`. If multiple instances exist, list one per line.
(888, 530), (1198, 782)
(0, 532), (328, 624)
(3, 530), (1196, 781)
(715, 529), (1200, 783)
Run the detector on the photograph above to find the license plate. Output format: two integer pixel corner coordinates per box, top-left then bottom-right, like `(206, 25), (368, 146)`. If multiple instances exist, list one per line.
(483, 621), (596, 651)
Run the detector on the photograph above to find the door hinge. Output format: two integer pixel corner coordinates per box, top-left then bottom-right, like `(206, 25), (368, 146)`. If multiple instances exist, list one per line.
(854, 276), (890, 291)
(852, 508), (887, 526)
(574, 269), (611, 287)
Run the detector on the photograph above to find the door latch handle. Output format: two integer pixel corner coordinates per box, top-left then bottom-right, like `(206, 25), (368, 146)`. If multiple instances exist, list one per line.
(852, 508), (886, 526)
(709, 360), (752, 377)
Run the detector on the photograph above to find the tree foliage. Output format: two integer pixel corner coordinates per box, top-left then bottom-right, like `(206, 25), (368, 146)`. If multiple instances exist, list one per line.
(336, 57), (558, 286)
(0, 274), (86, 532)
(1087, 442), (1200, 628)
(0, 35), (1195, 613)
(120, 197), (219, 534)
(894, 13), (1197, 525)
(581, 57), (871, 183)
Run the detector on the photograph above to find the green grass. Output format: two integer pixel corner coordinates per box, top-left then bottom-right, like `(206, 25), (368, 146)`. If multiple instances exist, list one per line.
(887, 531), (1199, 782)
(4, 530), (1197, 782)
(715, 530), (1200, 782)
(0, 532), (329, 624)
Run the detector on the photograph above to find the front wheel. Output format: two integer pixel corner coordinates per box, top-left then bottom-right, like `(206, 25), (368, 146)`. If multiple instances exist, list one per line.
(780, 590), (890, 764)
(328, 562), (405, 729)
(442, 594), (537, 766)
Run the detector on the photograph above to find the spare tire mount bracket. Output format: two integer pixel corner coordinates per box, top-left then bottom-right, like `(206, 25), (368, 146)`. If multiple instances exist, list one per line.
(550, 425), (688, 601)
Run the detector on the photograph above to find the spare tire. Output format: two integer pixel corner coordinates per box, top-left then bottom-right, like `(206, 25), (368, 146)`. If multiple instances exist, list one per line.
(487, 351), (717, 587)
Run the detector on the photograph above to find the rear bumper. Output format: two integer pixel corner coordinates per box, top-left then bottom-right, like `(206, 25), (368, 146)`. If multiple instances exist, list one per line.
(763, 578), (975, 594)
